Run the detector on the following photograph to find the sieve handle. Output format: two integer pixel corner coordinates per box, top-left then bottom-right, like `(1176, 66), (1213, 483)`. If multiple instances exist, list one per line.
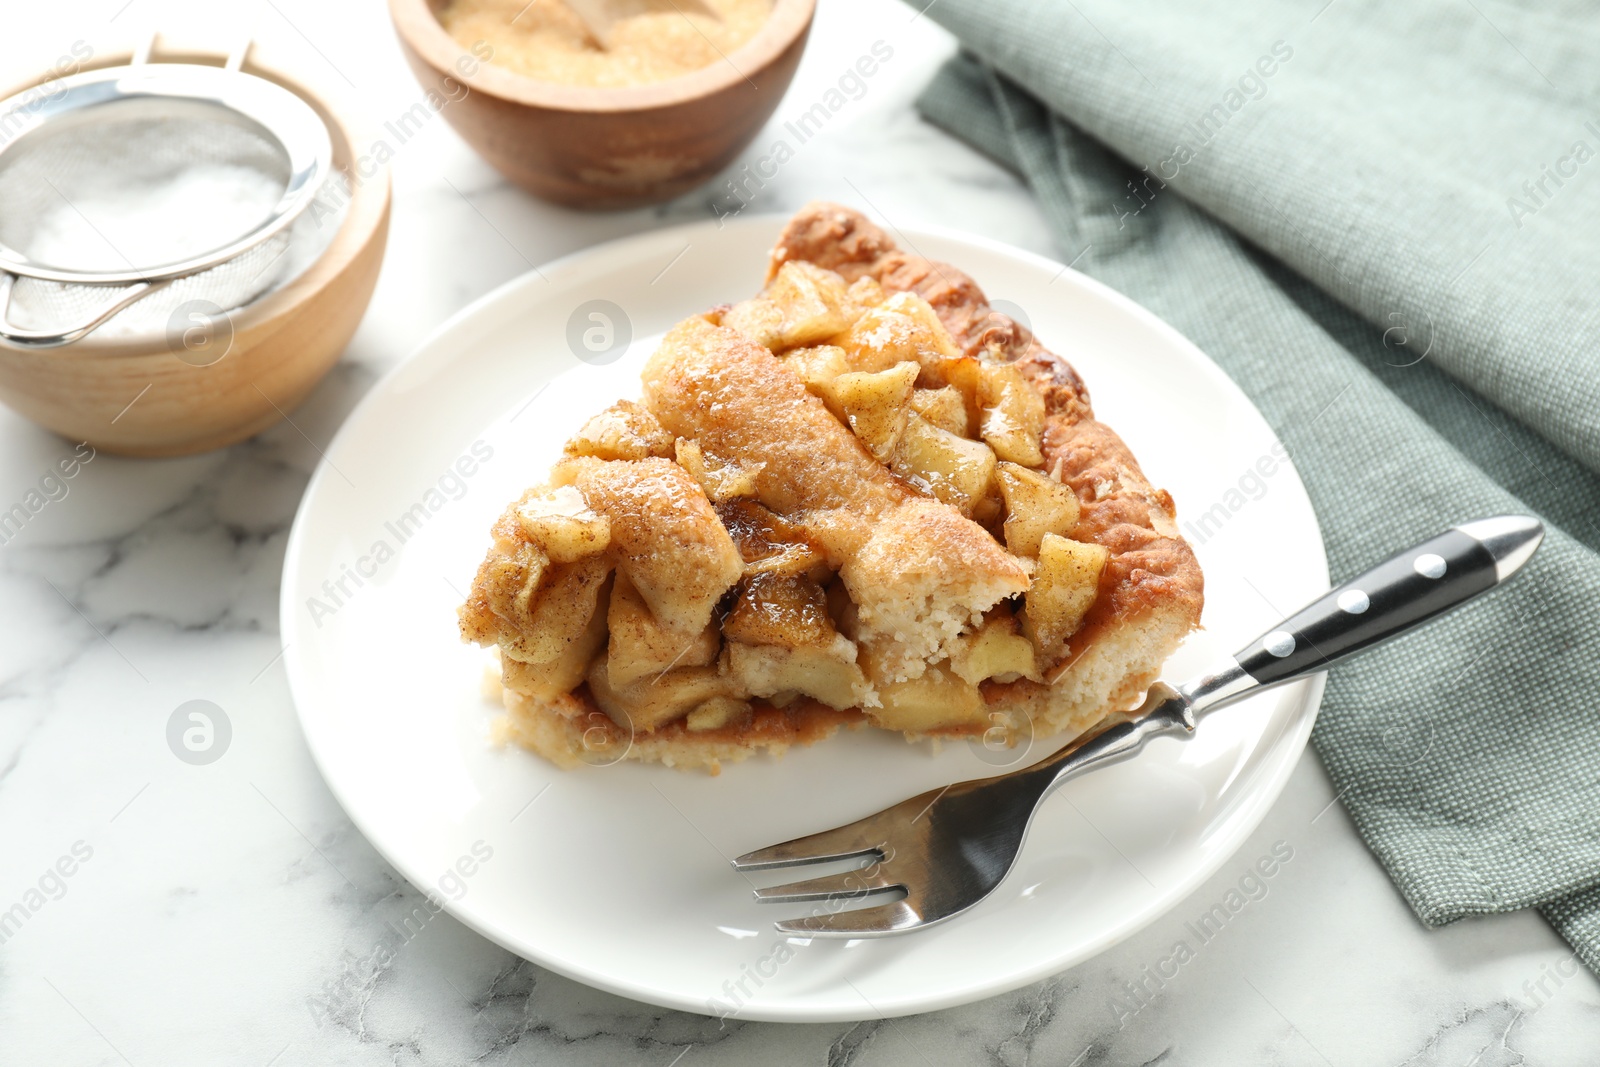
(0, 272), (173, 348)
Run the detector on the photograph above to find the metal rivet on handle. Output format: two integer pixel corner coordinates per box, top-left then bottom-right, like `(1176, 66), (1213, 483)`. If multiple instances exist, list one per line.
(1413, 553), (1447, 579)
(1263, 630), (1296, 657)
(1337, 589), (1370, 614)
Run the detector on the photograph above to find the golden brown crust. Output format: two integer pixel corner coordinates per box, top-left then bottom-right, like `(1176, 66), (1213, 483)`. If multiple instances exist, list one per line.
(642, 315), (910, 529)
(766, 207), (900, 285)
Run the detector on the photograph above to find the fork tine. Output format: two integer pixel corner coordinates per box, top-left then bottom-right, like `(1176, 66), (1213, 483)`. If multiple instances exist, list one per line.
(752, 866), (899, 903)
(731, 825), (886, 871)
(773, 897), (924, 938)
(734, 783), (957, 871)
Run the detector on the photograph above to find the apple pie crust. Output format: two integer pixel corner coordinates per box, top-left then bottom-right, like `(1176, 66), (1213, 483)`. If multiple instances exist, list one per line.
(460, 203), (1203, 773)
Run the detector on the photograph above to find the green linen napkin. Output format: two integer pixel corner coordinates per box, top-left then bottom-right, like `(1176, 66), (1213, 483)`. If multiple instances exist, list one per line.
(911, 0), (1600, 970)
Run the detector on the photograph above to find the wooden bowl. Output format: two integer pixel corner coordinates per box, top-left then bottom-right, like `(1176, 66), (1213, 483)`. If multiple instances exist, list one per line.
(390, 0), (814, 208)
(0, 40), (390, 458)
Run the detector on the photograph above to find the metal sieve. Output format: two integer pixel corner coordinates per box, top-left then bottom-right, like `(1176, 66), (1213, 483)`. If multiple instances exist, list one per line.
(0, 39), (333, 348)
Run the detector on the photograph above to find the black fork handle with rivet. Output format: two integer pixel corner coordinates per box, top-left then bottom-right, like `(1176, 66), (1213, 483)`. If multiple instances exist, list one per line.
(1235, 526), (1501, 687)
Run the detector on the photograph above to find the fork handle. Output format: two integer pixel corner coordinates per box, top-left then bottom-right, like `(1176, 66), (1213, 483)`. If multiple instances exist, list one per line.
(1033, 517), (1544, 794)
(1224, 516), (1541, 692)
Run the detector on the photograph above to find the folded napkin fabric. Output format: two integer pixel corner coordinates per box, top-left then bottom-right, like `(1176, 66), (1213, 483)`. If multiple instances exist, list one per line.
(912, 0), (1600, 971)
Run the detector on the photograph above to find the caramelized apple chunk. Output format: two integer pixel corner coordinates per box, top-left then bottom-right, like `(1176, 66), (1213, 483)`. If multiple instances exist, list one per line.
(949, 608), (1040, 685)
(514, 485), (611, 562)
(821, 361), (919, 462)
(1023, 533), (1110, 667)
(714, 498), (829, 579)
(722, 573), (872, 710)
(725, 261), (857, 350)
(781, 344), (851, 396)
(462, 541), (547, 641)
(587, 657), (738, 733)
(724, 642), (871, 711)
(830, 290), (959, 376)
(499, 557), (613, 665)
(723, 573), (835, 648)
(499, 590), (609, 700)
(974, 361), (1046, 465)
(891, 413), (998, 517)
(943, 358), (1046, 465)
(767, 260), (859, 344)
(846, 275), (885, 307)
(720, 297), (784, 350)
(675, 438), (763, 502)
(910, 385), (972, 437)
(564, 399), (674, 461)
(869, 659), (984, 733)
(606, 573), (720, 688)
(997, 461), (1081, 557)
(685, 696), (753, 732)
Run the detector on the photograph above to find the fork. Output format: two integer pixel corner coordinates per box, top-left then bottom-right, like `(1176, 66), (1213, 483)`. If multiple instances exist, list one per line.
(732, 516), (1545, 936)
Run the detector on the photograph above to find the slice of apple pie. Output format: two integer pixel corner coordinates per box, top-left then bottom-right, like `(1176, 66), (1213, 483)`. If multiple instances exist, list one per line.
(460, 204), (1203, 773)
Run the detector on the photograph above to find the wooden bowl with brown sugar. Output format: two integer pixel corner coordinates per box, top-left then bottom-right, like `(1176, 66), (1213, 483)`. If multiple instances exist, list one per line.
(389, 0), (815, 209)
(0, 38), (390, 458)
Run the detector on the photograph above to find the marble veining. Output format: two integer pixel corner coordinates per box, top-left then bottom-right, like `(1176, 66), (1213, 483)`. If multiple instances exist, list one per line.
(0, 0), (1596, 1063)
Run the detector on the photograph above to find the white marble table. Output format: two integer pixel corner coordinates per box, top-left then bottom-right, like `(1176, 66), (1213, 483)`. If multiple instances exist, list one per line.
(2, 1), (1596, 1063)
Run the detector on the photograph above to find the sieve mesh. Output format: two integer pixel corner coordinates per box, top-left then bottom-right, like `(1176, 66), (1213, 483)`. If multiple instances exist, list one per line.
(0, 96), (309, 339)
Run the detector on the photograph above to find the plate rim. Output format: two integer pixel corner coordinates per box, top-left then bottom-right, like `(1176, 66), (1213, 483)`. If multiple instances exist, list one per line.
(279, 212), (1329, 1022)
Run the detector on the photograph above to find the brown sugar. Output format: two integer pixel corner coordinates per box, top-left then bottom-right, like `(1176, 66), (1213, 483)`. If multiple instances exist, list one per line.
(438, 0), (772, 88)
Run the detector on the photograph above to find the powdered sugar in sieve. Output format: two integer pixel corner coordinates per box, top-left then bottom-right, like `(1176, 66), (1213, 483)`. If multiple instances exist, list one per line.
(0, 46), (336, 348)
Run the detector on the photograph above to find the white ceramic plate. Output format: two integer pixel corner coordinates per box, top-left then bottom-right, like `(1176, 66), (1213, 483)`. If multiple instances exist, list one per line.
(281, 215), (1327, 1022)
